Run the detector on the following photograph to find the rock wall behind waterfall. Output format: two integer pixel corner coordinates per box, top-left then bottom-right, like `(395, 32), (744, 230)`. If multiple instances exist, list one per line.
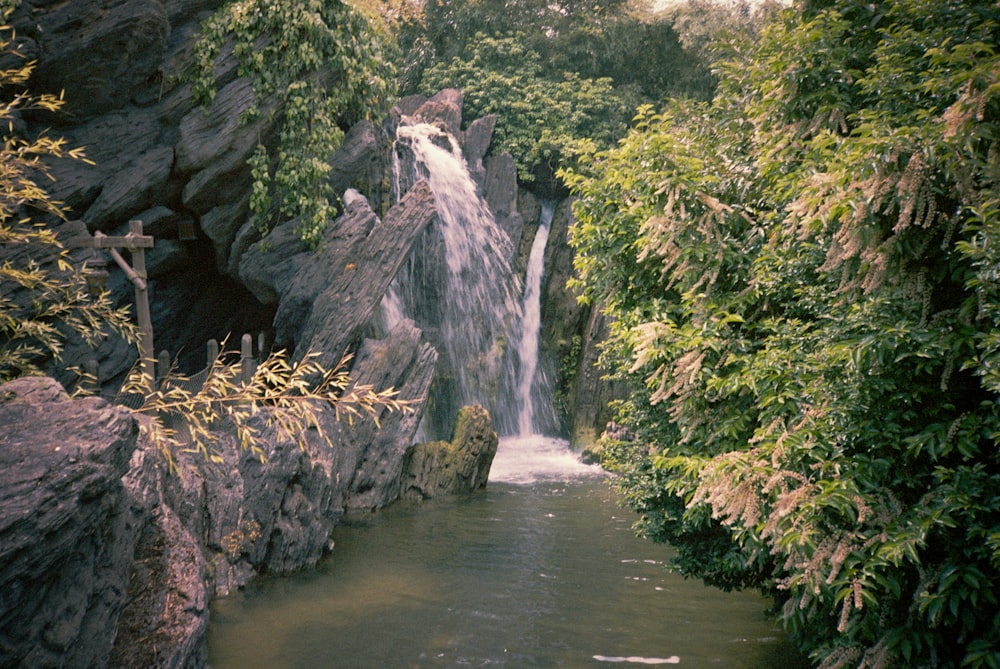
(0, 3), (506, 666)
(0, 0), (618, 661)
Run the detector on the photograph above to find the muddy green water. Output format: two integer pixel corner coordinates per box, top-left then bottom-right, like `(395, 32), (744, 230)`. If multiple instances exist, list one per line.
(208, 437), (808, 668)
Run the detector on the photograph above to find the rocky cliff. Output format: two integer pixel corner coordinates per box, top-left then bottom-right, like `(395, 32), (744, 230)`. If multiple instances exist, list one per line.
(0, 2), (513, 667)
(0, 377), (140, 668)
(0, 0), (616, 663)
(0, 366), (500, 667)
(6, 0), (612, 442)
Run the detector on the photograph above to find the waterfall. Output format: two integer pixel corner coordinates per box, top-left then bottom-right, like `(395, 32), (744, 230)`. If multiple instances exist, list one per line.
(515, 201), (559, 436)
(388, 121), (523, 437)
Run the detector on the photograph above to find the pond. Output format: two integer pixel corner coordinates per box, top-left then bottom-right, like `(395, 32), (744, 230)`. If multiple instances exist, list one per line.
(208, 436), (809, 668)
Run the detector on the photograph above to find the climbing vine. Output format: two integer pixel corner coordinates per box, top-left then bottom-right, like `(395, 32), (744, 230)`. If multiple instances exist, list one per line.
(190, 0), (395, 248)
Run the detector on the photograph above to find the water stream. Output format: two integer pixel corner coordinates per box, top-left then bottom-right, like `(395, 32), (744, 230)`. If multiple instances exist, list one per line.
(515, 201), (559, 437)
(207, 124), (808, 668)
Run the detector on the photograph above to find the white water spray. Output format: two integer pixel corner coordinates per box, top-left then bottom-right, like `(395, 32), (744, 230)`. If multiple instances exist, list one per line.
(495, 201), (602, 483)
(389, 121), (523, 436)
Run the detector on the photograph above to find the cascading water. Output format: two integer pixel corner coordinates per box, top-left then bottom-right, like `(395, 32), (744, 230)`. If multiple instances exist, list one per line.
(515, 201), (559, 437)
(387, 121), (523, 437)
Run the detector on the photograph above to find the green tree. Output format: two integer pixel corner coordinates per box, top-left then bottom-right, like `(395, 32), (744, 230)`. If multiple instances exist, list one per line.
(563, 1), (1000, 666)
(420, 34), (632, 186)
(416, 0), (712, 103)
(401, 0), (714, 192)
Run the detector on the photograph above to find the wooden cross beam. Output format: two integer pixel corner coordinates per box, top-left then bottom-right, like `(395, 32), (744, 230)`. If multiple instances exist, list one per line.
(66, 220), (155, 386)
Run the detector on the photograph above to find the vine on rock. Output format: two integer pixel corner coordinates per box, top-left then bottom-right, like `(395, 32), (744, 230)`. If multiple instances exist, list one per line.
(190, 0), (395, 248)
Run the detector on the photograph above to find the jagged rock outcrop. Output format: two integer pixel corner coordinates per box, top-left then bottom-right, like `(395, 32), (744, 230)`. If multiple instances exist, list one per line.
(333, 319), (439, 510)
(0, 313), (444, 666)
(0, 377), (140, 669)
(401, 405), (499, 501)
(238, 182), (437, 363)
(537, 199), (615, 446)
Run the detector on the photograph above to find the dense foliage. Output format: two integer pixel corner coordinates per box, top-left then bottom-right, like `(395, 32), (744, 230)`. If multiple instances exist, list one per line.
(402, 0), (713, 188)
(562, 1), (1000, 666)
(420, 35), (631, 184)
(190, 0), (395, 247)
(420, 0), (713, 100)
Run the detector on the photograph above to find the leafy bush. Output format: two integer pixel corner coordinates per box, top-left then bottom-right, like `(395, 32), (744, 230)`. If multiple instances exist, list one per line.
(563, 1), (1000, 666)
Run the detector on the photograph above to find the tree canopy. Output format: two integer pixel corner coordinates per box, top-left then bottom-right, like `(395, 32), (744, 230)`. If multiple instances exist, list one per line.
(420, 34), (632, 185)
(562, 0), (1000, 666)
(399, 0), (713, 189)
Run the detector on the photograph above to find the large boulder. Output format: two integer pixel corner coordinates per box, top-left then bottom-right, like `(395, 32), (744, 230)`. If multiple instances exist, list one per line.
(410, 88), (463, 137)
(109, 434), (209, 669)
(461, 113), (496, 187)
(0, 377), (139, 669)
(337, 319), (439, 511)
(144, 318), (438, 598)
(401, 405), (499, 501)
(327, 119), (383, 207)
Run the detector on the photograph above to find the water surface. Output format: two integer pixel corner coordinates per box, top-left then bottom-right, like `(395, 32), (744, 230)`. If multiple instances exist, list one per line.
(208, 438), (806, 668)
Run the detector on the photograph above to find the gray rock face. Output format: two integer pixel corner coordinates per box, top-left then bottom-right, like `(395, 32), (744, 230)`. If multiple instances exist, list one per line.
(0, 377), (139, 669)
(238, 181), (437, 365)
(297, 183), (438, 370)
(29, 0), (170, 120)
(461, 113), (496, 188)
(327, 120), (383, 206)
(410, 88), (464, 136)
(338, 319), (439, 510)
(484, 152), (524, 261)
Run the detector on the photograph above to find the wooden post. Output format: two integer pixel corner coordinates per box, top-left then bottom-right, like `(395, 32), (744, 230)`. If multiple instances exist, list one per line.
(65, 220), (156, 388)
(129, 220), (154, 386)
(241, 333), (254, 385)
(157, 350), (171, 382)
(207, 339), (220, 367)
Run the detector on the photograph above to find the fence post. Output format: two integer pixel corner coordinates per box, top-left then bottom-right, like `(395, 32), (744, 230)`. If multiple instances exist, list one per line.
(207, 339), (219, 367)
(128, 220), (154, 386)
(241, 333), (254, 385)
(83, 358), (100, 394)
(157, 350), (171, 382)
